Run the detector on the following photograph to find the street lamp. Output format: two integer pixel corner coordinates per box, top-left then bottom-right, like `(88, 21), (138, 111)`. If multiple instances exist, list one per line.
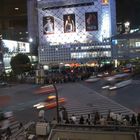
(53, 84), (59, 123)
(29, 37), (33, 43)
(124, 21), (130, 33)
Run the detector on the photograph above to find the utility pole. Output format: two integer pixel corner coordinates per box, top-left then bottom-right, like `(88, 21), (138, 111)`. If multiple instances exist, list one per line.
(53, 84), (59, 123)
(0, 34), (4, 75)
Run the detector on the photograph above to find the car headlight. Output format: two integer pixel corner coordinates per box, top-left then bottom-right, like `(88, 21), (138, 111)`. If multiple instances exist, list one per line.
(37, 105), (45, 109)
(33, 104), (40, 107)
(109, 86), (117, 90)
(102, 85), (110, 89)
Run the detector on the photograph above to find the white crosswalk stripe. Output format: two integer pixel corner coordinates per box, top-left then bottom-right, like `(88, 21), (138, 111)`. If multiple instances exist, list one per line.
(8, 116), (20, 134)
(60, 83), (135, 120)
(65, 102), (134, 120)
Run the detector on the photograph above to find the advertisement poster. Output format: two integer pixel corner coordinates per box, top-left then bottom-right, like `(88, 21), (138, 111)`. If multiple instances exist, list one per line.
(63, 14), (76, 33)
(43, 16), (54, 34)
(85, 12), (98, 31)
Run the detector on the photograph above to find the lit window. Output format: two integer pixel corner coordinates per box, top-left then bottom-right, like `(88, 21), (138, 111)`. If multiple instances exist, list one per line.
(14, 8), (19, 10)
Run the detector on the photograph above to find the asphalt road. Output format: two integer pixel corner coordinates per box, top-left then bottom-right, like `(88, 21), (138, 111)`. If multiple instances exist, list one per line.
(81, 79), (140, 113)
(0, 79), (140, 124)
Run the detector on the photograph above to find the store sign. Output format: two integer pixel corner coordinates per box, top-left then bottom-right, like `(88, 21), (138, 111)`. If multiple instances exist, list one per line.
(3, 40), (30, 53)
(136, 42), (140, 47)
(101, 0), (109, 5)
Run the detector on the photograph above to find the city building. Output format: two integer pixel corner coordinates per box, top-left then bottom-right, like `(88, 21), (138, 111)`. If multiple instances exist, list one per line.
(112, 31), (140, 61)
(0, 0), (28, 74)
(0, 36), (4, 75)
(28, 0), (117, 67)
(0, 0), (28, 42)
(0, 0), (38, 74)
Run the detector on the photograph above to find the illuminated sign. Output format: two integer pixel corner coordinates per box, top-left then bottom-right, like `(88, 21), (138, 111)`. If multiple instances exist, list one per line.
(102, 0), (109, 5)
(39, 0), (113, 44)
(85, 12), (98, 31)
(43, 16), (54, 34)
(136, 42), (140, 47)
(3, 40), (30, 53)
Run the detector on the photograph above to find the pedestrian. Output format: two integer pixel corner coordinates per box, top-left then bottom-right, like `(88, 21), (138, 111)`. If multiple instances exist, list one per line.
(99, 115), (106, 126)
(62, 107), (68, 120)
(65, 118), (70, 124)
(59, 108), (64, 123)
(38, 109), (45, 121)
(51, 117), (57, 125)
(116, 113), (122, 124)
(5, 127), (12, 139)
(137, 113), (140, 126)
(71, 114), (76, 124)
(86, 114), (91, 125)
(131, 114), (136, 126)
(79, 115), (84, 124)
(19, 122), (23, 129)
(94, 111), (100, 125)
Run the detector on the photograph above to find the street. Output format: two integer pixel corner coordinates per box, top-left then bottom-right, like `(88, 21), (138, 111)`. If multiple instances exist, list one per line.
(0, 79), (140, 126)
(82, 79), (140, 112)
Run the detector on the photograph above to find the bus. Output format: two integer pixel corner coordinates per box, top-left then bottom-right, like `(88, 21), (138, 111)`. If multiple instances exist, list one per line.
(102, 73), (132, 90)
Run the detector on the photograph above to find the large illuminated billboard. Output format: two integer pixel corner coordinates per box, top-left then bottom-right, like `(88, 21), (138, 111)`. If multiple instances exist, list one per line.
(63, 14), (76, 33)
(3, 40), (30, 53)
(37, 0), (116, 45)
(2, 40), (30, 70)
(43, 16), (54, 34)
(85, 12), (98, 31)
(38, 1), (104, 45)
(35, 0), (116, 64)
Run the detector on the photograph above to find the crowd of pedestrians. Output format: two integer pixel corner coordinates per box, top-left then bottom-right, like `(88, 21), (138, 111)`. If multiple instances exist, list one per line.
(51, 109), (140, 127)
(44, 67), (93, 84)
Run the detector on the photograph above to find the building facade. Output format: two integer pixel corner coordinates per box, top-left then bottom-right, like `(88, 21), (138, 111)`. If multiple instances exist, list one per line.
(28, 0), (116, 65)
(112, 33), (140, 60)
(0, 0), (28, 42)
(0, 0), (28, 74)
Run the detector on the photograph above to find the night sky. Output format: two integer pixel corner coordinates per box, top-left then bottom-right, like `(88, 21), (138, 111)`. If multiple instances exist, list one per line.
(116, 0), (140, 28)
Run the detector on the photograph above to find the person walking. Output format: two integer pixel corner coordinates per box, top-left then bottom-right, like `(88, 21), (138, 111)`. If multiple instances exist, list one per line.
(131, 114), (136, 126)
(79, 115), (84, 124)
(62, 108), (68, 123)
(137, 113), (140, 126)
(38, 109), (45, 121)
(71, 114), (77, 124)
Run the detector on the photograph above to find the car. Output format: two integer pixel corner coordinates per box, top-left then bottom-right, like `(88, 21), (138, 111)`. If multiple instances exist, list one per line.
(34, 85), (55, 94)
(85, 76), (100, 83)
(102, 73), (132, 90)
(33, 96), (66, 109)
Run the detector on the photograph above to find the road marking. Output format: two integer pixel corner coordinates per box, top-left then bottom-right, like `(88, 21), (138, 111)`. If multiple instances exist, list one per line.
(62, 83), (136, 119)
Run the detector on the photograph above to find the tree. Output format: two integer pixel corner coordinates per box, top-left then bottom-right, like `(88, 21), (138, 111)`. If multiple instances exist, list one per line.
(10, 53), (31, 75)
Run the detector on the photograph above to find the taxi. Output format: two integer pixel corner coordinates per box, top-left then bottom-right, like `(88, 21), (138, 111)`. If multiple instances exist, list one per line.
(33, 95), (65, 109)
(34, 85), (55, 94)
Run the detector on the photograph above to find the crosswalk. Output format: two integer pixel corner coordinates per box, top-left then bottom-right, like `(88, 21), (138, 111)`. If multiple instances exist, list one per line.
(9, 116), (20, 134)
(0, 115), (20, 137)
(60, 83), (136, 120)
(132, 80), (140, 85)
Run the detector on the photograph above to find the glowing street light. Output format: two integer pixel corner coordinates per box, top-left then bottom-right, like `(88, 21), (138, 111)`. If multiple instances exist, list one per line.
(124, 21), (130, 28)
(124, 21), (130, 33)
(29, 38), (33, 43)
